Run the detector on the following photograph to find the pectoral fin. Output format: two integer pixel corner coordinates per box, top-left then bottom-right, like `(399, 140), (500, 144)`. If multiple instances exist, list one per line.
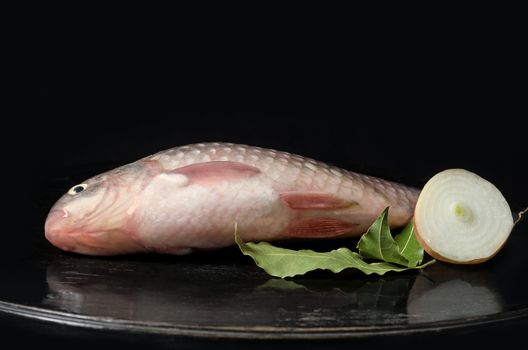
(174, 161), (261, 185)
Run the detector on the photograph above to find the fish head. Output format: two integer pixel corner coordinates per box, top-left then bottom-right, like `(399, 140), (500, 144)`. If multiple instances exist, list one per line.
(45, 163), (148, 255)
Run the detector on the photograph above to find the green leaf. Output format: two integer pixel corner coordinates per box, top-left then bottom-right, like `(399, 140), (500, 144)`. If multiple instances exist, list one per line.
(394, 218), (423, 267)
(235, 231), (428, 278)
(357, 207), (408, 266)
(234, 208), (435, 279)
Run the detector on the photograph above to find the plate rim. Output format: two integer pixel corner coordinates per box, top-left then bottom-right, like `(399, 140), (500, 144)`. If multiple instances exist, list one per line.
(1, 300), (527, 339)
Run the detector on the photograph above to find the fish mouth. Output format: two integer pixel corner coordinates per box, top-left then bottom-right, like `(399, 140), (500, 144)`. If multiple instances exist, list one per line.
(45, 219), (143, 256)
(45, 210), (77, 252)
(45, 209), (100, 248)
(45, 225), (110, 254)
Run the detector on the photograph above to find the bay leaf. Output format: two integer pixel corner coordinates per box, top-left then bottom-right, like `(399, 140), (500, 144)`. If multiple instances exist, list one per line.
(394, 218), (423, 267)
(357, 207), (408, 266)
(235, 231), (419, 278)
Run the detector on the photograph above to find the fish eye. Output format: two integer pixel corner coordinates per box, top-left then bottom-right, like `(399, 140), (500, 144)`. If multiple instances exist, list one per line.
(68, 184), (88, 195)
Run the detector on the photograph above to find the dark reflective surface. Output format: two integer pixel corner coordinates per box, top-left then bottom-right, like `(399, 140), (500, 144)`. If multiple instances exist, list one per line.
(1, 219), (526, 339)
(1, 169), (527, 339)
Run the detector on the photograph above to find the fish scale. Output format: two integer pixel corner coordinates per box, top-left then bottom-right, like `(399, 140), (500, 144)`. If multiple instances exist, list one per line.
(45, 143), (420, 256)
(147, 143), (416, 207)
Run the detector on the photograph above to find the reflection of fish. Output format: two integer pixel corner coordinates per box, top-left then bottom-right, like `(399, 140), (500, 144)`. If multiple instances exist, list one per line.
(45, 143), (419, 255)
(44, 258), (415, 328)
(44, 258), (273, 322)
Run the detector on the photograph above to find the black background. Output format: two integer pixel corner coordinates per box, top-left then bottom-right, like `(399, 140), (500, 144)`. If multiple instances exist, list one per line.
(4, 22), (527, 349)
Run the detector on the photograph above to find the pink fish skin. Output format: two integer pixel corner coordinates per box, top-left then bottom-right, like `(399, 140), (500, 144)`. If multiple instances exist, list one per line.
(45, 143), (419, 256)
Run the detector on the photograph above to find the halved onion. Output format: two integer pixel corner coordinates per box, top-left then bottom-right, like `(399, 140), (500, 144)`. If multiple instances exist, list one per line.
(414, 169), (514, 264)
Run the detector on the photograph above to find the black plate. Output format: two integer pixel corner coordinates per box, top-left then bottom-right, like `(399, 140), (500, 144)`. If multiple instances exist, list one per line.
(1, 168), (527, 340)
